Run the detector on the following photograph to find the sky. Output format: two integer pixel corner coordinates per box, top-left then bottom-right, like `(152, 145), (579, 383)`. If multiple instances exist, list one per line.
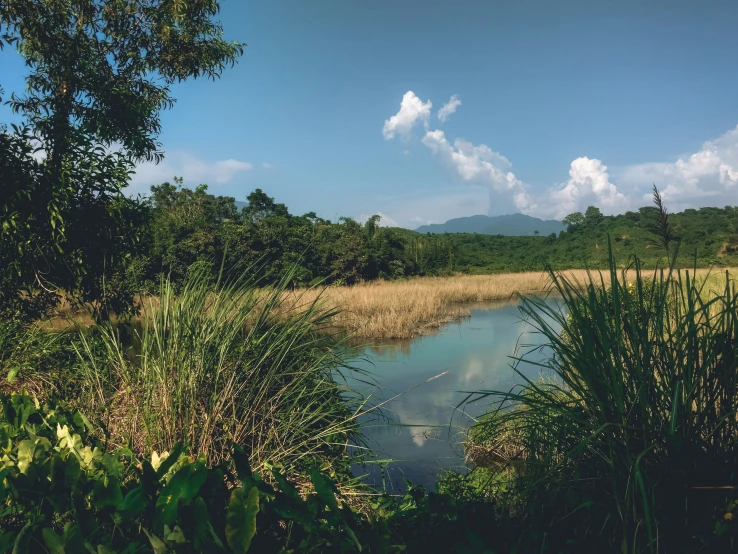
(4, 0), (738, 228)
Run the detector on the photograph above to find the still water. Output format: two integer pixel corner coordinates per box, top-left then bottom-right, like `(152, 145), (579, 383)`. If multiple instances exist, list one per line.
(349, 296), (563, 492)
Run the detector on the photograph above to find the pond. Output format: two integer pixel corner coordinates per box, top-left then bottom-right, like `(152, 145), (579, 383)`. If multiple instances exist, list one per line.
(349, 296), (563, 492)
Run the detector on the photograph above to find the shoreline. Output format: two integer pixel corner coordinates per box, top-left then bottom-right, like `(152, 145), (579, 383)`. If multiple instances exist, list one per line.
(45, 268), (736, 341)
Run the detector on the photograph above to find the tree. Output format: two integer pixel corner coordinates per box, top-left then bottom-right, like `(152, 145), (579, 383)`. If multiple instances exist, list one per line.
(584, 206), (604, 226)
(243, 189), (289, 224)
(562, 212), (585, 231)
(534, 230), (540, 236)
(0, 0), (244, 320)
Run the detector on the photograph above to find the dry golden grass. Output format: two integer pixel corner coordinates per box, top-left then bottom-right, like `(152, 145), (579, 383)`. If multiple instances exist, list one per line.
(285, 270), (594, 340)
(41, 267), (738, 340)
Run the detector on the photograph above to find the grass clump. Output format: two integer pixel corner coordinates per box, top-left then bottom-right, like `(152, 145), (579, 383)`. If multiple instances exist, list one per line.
(465, 247), (738, 552)
(75, 265), (365, 476)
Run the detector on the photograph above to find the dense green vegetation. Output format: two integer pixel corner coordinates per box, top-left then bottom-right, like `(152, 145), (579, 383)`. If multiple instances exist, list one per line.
(37, 179), (737, 322)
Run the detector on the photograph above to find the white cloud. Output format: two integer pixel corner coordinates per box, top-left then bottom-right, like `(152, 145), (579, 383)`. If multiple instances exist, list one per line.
(538, 157), (630, 219)
(437, 94), (461, 123)
(421, 129), (532, 213)
(382, 91), (432, 141)
(383, 90), (738, 221)
(358, 212), (400, 227)
(261, 162), (273, 170)
(616, 125), (738, 211)
(127, 151), (253, 196)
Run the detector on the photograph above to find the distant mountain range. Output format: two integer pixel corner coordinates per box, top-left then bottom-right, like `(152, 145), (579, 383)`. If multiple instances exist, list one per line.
(414, 214), (565, 236)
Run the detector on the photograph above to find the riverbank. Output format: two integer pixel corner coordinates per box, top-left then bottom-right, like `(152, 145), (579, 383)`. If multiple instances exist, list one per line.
(286, 270), (590, 340)
(46, 267), (737, 340)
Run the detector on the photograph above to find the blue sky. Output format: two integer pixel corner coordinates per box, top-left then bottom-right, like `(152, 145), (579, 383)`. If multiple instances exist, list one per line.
(4, 0), (738, 227)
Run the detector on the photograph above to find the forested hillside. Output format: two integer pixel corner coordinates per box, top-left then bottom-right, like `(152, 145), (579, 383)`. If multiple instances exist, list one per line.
(132, 183), (738, 292)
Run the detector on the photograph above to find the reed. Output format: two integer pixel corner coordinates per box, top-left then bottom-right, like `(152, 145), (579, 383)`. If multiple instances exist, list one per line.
(287, 269), (735, 340)
(77, 265), (366, 472)
(465, 251), (738, 553)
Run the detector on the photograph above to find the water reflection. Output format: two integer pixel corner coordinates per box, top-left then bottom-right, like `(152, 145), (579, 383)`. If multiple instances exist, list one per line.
(350, 296), (563, 492)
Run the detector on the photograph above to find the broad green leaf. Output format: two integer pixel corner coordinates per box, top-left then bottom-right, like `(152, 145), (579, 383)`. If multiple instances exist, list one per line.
(155, 464), (196, 529)
(310, 467), (340, 513)
(193, 497), (225, 550)
(272, 468), (298, 500)
(232, 445), (254, 488)
(142, 528), (168, 554)
(64, 452), (81, 488)
(181, 463), (208, 500)
(115, 486), (148, 522)
(225, 486), (259, 553)
(155, 443), (183, 477)
(94, 476), (123, 509)
(164, 525), (186, 544)
(42, 527), (65, 554)
(16, 439), (34, 474)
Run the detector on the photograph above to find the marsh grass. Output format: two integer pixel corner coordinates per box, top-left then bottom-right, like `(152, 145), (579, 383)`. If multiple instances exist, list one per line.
(464, 247), (738, 552)
(77, 265), (369, 474)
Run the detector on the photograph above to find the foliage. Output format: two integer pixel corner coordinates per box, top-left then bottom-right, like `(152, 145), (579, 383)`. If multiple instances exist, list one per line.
(0, 391), (538, 554)
(126, 183), (738, 304)
(75, 263), (365, 475)
(0, 0), (243, 320)
(465, 245), (738, 552)
(142, 184), (411, 288)
(0, 392), (366, 553)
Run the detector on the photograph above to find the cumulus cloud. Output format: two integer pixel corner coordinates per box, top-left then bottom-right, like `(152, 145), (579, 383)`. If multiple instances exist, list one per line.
(382, 91), (432, 141)
(421, 129), (532, 212)
(127, 151), (253, 196)
(261, 162), (273, 170)
(437, 94), (461, 123)
(616, 125), (738, 211)
(383, 91), (738, 221)
(539, 157), (630, 219)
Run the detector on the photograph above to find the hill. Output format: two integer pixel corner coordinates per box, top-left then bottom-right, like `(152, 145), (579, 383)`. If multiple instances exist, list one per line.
(414, 213), (565, 236)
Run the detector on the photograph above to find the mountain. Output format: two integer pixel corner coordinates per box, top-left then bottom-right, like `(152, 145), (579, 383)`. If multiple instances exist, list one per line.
(414, 214), (566, 236)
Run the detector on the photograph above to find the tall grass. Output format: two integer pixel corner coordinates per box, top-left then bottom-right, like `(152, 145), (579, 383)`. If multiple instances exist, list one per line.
(291, 270), (602, 339)
(79, 265), (365, 472)
(467, 249), (738, 552)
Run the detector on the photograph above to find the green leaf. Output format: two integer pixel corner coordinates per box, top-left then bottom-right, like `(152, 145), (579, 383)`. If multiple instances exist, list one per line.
(193, 497), (225, 550)
(154, 463), (198, 529)
(155, 443), (183, 478)
(225, 486), (259, 553)
(65, 452), (81, 488)
(142, 528), (168, 554)
(232, 445), (254, 489)
(272, 468), (298, 500)
(310, 467), (340, 513)
(42, 527), (65, 554)
(16, 439), (35, 474)
(115, 486), (148, 522)
(94, 476), (123, 509)
(181, 463), (208, 500)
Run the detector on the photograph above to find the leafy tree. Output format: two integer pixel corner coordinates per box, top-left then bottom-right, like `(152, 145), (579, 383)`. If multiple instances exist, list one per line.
(584, 205), (604, 226)
(562, 212), (585, 231)
(0, 0), (244, 320)
(243, 188), (289, 223)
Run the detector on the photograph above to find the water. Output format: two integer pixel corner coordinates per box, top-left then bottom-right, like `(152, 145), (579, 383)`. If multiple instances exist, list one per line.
(350, 296), (563, 492)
